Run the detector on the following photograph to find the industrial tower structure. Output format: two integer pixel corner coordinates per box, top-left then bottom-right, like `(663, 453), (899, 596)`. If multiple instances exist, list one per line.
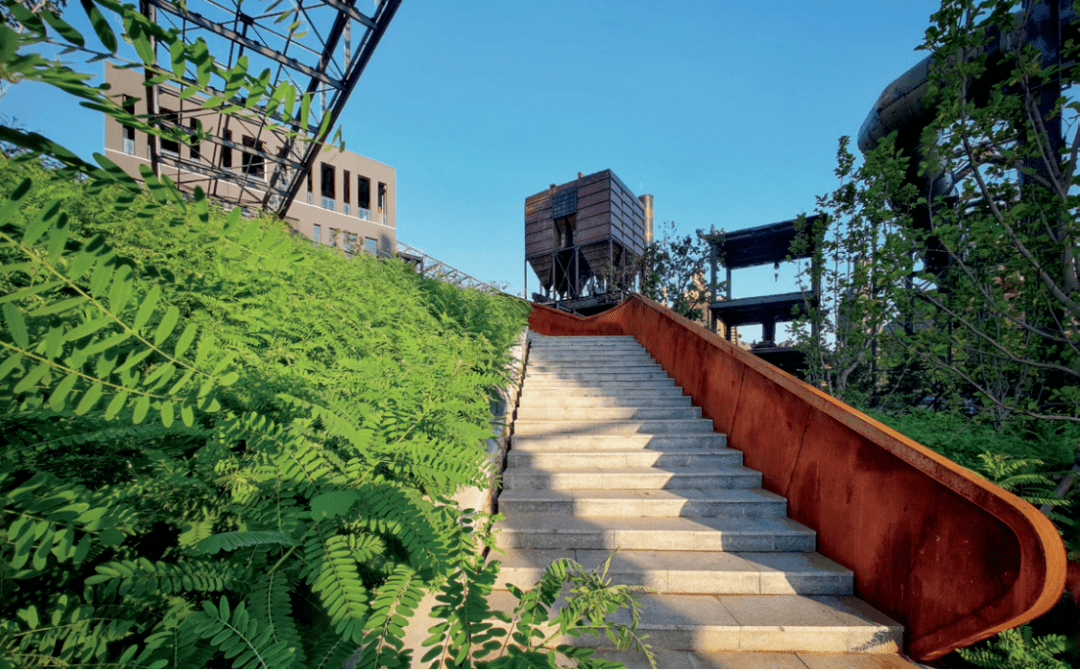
(132, 0), (402, 219)
(525, 170), (652, 315)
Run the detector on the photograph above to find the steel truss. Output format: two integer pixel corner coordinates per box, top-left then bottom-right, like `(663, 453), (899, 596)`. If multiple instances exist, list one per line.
(526, 240), (638, 306)
(396, 242), (511, 296)
(139, 0), (401, 217)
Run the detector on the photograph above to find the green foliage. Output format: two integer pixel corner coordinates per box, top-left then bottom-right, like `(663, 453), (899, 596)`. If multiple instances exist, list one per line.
(422, 551), (654, 669)
(0, 150), (533, 667)
(0, 2), (657, 667)
(956, 625), (1070, 669)
(634, 221), (716, 322)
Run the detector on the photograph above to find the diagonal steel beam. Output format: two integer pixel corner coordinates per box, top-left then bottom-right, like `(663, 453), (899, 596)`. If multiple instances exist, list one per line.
(267, 0), (403, 215)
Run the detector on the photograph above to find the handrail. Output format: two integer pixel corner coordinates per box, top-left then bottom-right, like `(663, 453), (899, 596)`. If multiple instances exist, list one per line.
(527, 293), (1066, 661)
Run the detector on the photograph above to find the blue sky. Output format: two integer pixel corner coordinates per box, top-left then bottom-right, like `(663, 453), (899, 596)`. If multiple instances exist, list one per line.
(1, 0), (943, 341)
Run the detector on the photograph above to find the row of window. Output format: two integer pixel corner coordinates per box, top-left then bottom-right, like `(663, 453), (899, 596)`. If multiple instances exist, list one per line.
(307, 163), (386, 224)
(312, 225), (379, 254)
(119, 97), (387, 225)
(121, 99), (267, 179)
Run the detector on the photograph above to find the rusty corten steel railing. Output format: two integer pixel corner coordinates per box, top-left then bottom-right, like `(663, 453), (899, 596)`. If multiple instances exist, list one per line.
(527, 293), (1066, 661)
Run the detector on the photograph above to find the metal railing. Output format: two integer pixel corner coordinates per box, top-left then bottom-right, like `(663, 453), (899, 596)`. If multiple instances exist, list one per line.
(396, 241), (517, 298)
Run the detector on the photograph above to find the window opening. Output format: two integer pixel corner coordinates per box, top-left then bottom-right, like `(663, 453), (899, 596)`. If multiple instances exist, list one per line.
(357, 175), (370, 220)
(306, 167), (313, 203)
(378, 182), (387, 225)
(321, 163), (335, 210)
(121, 95), (136, 155)
(158, 108), (179, 155)
(343, 170), (351, 215)
(364, 237), (378, 255)
(189, 119), (200, 161)
(313, 224), (321, 243)
(222, 130), (233, 168)
(241, 135), (265, 179)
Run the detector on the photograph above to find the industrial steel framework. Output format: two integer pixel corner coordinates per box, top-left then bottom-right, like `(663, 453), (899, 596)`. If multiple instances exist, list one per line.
(138, 0), (402, 217)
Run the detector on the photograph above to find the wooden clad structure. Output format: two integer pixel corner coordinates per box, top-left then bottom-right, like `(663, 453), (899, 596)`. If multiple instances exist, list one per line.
(525, 170), (648, 306)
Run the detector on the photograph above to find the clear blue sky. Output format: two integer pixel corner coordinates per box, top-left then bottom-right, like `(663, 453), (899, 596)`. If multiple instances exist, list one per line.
(2, 0), (942, 340)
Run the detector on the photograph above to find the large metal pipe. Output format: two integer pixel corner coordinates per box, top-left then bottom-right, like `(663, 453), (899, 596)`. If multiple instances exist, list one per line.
(857, 0), (1075, 274)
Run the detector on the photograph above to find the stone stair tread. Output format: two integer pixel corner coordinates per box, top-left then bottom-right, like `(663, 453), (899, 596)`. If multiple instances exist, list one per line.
(518, 396), (692, 407)
(486, 591), (903, 653)
(511, 434), (730, 451)
(500, 547), (852, 577)
(502, 465), (762, 491)
(499, 488), (787, 506)
(514, 419), (716, 435)
(591, 649), (921, 669)
(516, 407), (701, 420)
(503, 465), (759, 478)
(494, 513), (815, 537)
(496, 549), (852, 595)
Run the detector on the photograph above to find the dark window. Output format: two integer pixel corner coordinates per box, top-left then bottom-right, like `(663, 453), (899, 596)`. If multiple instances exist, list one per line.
(242, 135), (265, 178)
(159, 107), (179, 155)
(121, 96), (136, 139)
(357, 176), (370, 209)
(378, 182), (387, 224)
(189, 119), (200, 161)
(307, 167), (313, 192)
(222, 130), (233, 168)
(121, 96), (136, 154)
(321, 163), (335, 198)
(343, 170), (351, 204)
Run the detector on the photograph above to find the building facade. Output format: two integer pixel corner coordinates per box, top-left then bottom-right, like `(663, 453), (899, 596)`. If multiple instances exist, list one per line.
(103, 66), (396, 255)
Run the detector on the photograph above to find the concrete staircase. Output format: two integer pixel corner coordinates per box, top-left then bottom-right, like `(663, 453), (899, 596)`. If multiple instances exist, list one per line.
(491, 333), (911, 667)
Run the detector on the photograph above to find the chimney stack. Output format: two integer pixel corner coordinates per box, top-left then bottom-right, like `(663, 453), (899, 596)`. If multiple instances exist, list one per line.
(639, 194), (654, 245)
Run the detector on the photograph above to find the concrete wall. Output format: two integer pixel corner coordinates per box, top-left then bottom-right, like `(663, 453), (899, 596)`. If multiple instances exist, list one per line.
(451, 328), (528, 515)
(527, 295), (1066, 661)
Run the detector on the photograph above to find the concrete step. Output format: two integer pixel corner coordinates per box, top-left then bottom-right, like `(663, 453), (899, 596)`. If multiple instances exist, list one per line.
(527, 360), (660, 371)
(514, 418), (716, 436)
(515, 405), (702, 421)
(498, 488), (788, 518)
(517, 393), (692, 408)
(510, 433), (728, 452)
(496, 549), (853, 595)
(507, 448), (739, 469)
(486, 590), (903, 654)
(529, 345), (646, 354)
(493, 514), (817, 552)
(579, 649), (921, 669)
(525, 371), (674, 382)
(526, 364), (665, 375)
(528, 353), (656, 362)
(529, 338), (639, 346)
(502, 466), (762, 491)
(520, 380), (681, 393)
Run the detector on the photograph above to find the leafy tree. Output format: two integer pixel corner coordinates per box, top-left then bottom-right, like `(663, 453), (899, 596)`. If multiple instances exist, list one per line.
(794, 0), (1079, 425)
(0, 1), (652, 667)
(636, 221), (716, 322)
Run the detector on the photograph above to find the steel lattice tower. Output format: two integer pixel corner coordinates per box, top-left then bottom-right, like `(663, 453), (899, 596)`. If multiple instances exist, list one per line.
(138, 0), (402, 217)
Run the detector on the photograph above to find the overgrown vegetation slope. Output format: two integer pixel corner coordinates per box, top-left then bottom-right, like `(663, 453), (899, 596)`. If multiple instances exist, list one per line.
(0, 154), (538, 667)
